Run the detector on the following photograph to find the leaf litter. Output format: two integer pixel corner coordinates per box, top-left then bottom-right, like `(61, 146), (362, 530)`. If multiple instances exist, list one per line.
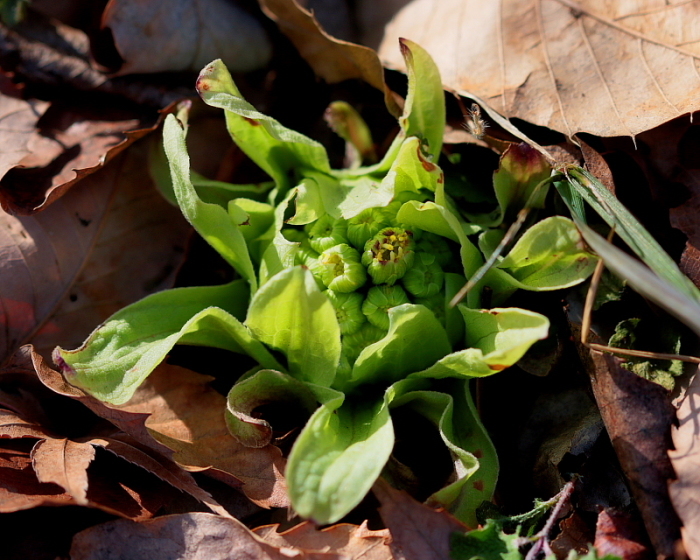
(4, 1), (700, 559)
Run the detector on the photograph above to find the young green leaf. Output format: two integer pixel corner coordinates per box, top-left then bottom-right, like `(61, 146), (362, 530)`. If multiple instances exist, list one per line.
(409, 307), (549, 379)
(344, 304), (452, 391)
(245, 266), (341, 387)
(399, 38), (446, 159)
(163, 114), (258, 292)
(225, 369), (342, 447)
(496, 216), (599, 290)
(197, 59), (331, 190)
(54, 281), (282, 405)
(390, 378), (498, 528)
(286, 395), (393, 525)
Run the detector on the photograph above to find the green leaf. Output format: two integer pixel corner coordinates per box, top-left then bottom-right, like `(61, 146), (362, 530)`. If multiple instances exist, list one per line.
(197, 59), (331, 190)
(225, 369), (342, 447)
(496, 216), (599, 290)
(410, 307), (549, 379)
(148, 135), (273, 207)
(399, 39), (446, 159)
(245, 266), (341, 387)
(53, 281), (282, 405)
(390, 379), (498, 527)
(559, 167), (700, 302)
(287, 395), (393, 525)
(163, 114), (258, 292)
(258, 189), (299, 285)
(343, 303), (452, 391)
(450, 520), (523, 560)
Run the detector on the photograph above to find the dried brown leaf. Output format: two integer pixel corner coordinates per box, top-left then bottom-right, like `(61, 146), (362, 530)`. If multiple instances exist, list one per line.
(0, 94), (50, 181)
(70, 512), (335, 560)
(669, 368), (700, 560)
(30, 437), (96, 505)
(379, 0), (700, 138)
(373, 477), (467, 560)
(0, 143), (191, 365)
(0, 443), (76, 512)
(594, 508), (652, 560)
(0, 101), (160, 214)
(551, 513), (594, 559)
(102, 0), (272, 75)
(255, 520), (393, 559)
(573, 337), (680, 559)
(116, 363), (289, 508)
(259, 0), (401, 116)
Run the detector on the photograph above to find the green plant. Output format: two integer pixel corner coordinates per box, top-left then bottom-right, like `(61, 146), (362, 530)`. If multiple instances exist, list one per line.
(53, 40), (597, 526)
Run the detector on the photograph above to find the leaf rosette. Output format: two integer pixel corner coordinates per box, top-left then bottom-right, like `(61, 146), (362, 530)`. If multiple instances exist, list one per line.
(53, 40), (598, 526)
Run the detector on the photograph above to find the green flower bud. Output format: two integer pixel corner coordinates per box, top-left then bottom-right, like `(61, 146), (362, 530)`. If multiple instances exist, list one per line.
(362, 285), (410, 330)
(416, 233), (453, 268)
(402, 252), (445, 298)
(325, 290), (366, 335)
(346, 207), (392, 249)
(317, 244), (367, 293)
(306, 215), (349, 253)
(342, 323), (387, 362)
(362, 227), (416, 285)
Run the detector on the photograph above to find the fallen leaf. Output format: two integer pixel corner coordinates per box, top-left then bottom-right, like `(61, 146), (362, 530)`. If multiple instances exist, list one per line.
(0, 142), (191, 365)
(570, 326), (680, 560)
(551, 512), (594, 559)
(669, 367), (700, 560)
(255, 520), (393, 559)
(0, 94), (50, 181)
(1, 347), (228, 520)
(378, 0), (700, 138)
(259, 0), (401, 116)
(373, 477), (467, 560)
(70, 512), (335, 560)
(0, 442), (75, 512)
(102, 0), (272, 75)
(116, 363), (289, 508)
(30, 438), (95, 504)
(0, 100), (161, 214)
(594, 508), (652, 560)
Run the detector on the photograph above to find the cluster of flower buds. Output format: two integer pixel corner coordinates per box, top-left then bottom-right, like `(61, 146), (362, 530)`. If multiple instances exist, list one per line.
(282, 200), (454, 368)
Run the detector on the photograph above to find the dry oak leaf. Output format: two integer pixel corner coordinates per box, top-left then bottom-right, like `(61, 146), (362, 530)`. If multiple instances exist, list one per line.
(669, 367), (700, 560)
(0, 100), (163, 215)
(255, 520), (393, 559)
(21, 347), (236, 518)
(104, 363), (289, 509)
(378, 0), (700, 139)
(0, 143), (191, 366)
(70, 512), (337, 560)
(373, 477), (468, 560)
(259, 0), (402, 116)
(102, 0), (272, 75)
(0, 95), (50, 183)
